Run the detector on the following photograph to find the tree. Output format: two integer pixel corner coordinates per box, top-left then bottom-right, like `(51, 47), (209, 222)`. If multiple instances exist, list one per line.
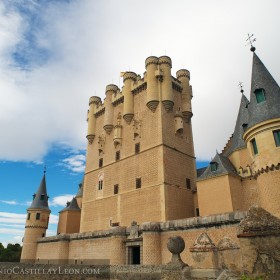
(0, 243), (22, 262)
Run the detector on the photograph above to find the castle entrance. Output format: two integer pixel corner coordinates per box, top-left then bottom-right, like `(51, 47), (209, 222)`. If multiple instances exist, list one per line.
(125, 241), (143, 265)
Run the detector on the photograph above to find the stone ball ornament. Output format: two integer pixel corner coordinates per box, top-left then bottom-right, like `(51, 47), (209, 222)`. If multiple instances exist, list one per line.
(167, 236), (185, 254)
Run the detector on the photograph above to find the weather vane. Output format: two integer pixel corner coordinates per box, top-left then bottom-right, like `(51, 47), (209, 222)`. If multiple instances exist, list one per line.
(238, 82), (244, 93)
(246, 33), (256, 52)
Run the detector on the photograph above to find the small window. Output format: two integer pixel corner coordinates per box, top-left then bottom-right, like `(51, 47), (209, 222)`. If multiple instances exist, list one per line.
(42, 233), (45, 237)
(40, 195), (45, 201)
(136, 178), (142, 189)
(196, 208), (200, 217)
(251, 138), (258, 155)
(36, 213), (40, 220)
(254, 89), (266, 103)
(242, 123), (248, 131)
(186, 178), (191, 189)
(114, 184), (119, 195)
(27, 213), (31, 220)
(273, 130), (280, 147)
(135, 143), (140, 154)
(116, 151), (120, 161)
(99, 158), (103, 168)
(210, 162), (218, 172)
(98, 180), (103, 190)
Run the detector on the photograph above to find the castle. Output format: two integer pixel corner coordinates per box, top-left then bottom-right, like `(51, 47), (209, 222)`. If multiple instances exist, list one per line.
(20, 49), (280, 267)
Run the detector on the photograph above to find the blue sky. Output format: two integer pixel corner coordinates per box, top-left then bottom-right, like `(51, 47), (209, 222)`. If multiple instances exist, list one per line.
(0, 0), (280, 247)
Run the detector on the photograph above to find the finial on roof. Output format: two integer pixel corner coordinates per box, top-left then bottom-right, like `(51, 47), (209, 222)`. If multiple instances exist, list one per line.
(238, 82), (244, 93)
(44, 165), (46, 174)
(246, 33), (256, 52)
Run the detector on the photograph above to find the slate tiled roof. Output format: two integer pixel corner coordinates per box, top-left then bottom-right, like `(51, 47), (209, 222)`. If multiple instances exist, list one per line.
(224, 94), (249, 156)
(247, 53), (280, 129)
(197, 153), (238, 181)
(60, 197), (80, 213)
(28, 174), (49, 210)
(196, 167), (207, 178)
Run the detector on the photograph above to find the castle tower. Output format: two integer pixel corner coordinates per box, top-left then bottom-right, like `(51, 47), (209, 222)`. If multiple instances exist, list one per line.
(82, 56), (196, 232)
(243, 52), (280, 217)
(21, 171), (51, 263)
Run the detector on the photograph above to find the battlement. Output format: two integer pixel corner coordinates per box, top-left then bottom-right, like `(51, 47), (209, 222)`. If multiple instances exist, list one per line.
(86, 56), (193, 143)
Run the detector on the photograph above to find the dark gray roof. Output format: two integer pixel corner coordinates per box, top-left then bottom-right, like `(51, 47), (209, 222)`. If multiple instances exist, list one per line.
(197, 167), (207, 178)
(197, 153), (238, 181)
(76, 182), (83, 198)
(247, 53), (280, 129)
(28, 174), (50, 210)
(60, 197), (80, 213)
(224, 94), (249, 156)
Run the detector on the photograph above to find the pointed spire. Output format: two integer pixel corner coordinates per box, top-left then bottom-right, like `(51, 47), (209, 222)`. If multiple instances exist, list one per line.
(247, 53), (280, 129)
(28, 171), (49, 210)
(225, 93), (249, 156)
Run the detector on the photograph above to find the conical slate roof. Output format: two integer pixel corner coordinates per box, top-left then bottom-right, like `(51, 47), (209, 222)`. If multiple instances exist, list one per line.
(225, 94), (249, 156)
(76, 182), (83, 198)
(197, 153), (238, 181)
(28, 173), (49, 210)
(247, 53), (280, 129)
(60, 197), (80, 213)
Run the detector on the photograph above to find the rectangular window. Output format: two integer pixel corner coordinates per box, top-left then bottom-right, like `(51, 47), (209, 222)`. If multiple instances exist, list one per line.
(186, 178), (191, 189)
(251, 138), (258, 155)
(210, 162), (218, 172)
(99, 158), (103, 168)
(114, 184), (119, 195)
(196, 208), (200, 217)
(98, 180), (103, 190)
(40, 194), (45, 201)
(27, 213), (31, 220)
(255, 89), (266, 103)
(135, 143), (140, 154)
(36, 213), (40, 220)
(273, 130), (280, 147)
(115, 151), (120, 161)
(136, 178), (141, 189)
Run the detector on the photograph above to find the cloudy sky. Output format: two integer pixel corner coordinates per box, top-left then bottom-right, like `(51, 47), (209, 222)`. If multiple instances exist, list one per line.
(0, 0), (279, 246)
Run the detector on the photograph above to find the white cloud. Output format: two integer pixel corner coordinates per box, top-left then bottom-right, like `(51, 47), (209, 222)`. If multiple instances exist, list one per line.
(0, 0), (279, 162)
(49, 194), (74, 207)
(0, 200), (18, 205)
(61, 154), (86, 173)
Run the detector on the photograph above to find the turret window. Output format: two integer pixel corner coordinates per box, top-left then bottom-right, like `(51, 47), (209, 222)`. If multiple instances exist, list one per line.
(27, 213), (31, 220)
(115, 151), (120, 161)
(210, 162), (218, 172)
(36, 213), (40, 220)
(98, 180), (103, 190)
(254, 88), (266, 103)
(99, 158), (103, 168)
(114, 184), (119, 195)
(273, 130), (280, 147)
(40, 195), (45, 201)
(251, 138), (258, 155)
(135, 143), (140, 154)
(186, 178), (191, 189)
(136, 178), (142, 189)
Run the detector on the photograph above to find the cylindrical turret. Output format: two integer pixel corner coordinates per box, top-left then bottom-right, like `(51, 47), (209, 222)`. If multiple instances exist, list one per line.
(176, 69), (193, 121)
(21, 173), (51, 263)
(103, 84), (118, 134)
(243, 121), (280, 217)
(159, 56), (173, 111)
(87, 96), (101, 144)
(123, 72), (137, 123)
(114, 113), (122, 147)
(145, 56), (159, 112)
